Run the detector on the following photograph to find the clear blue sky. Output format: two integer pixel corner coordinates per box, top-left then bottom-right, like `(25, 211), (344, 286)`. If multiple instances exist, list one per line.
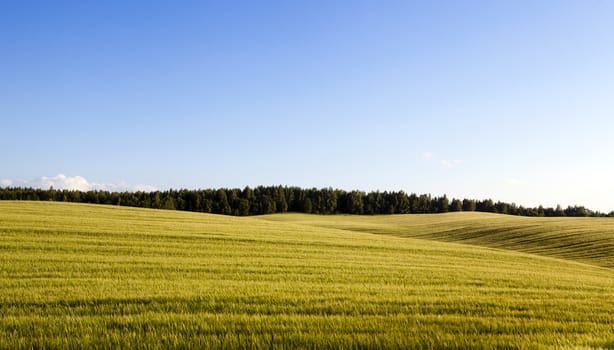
(1, 0), (613, 212)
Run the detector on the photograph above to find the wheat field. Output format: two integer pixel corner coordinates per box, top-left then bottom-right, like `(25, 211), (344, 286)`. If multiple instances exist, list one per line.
(1, 201), (613, 349)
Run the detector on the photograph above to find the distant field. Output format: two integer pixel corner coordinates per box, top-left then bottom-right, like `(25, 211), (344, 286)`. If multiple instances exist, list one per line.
(1, 201), (614, 349)
(264, 212), (614, 269)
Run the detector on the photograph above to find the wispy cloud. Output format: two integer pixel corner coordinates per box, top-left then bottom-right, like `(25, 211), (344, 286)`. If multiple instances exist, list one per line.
(0, 174), (158, 192)
(440, 159), (464, 169)
(422, 152), (433, 160)
(422, 152), (464, 169)
(507, 178), (522, 185)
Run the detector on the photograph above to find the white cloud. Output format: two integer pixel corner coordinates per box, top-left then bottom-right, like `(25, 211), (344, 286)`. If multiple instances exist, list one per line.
(440, 159), (464, 169)
(422, 152), (434, 160)
(38, 174), (92, 191)
(132, 184), (159, 192)
(507, 178), (522, 185)
(422, 152), (463, 169)
(0, 174), (158, 192)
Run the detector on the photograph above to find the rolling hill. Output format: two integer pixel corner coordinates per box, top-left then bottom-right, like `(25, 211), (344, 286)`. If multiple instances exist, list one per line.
(263, 212), (614, 269)
(1, 201), (613, 349)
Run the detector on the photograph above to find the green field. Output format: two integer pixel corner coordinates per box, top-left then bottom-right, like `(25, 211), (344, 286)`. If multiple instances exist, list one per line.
(263, 212), (614, 269)
(1, 201), (614, 349)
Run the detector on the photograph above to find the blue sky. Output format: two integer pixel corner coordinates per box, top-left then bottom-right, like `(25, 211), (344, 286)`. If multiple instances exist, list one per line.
(1, 0), (613, 212)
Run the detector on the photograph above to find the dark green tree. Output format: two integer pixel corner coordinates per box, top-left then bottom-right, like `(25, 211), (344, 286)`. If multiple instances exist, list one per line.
(303, 197), (312, 214)
(163, 196), (176, 210)
(397, 192), (411, 214)
(214, 189), (231, 215)
(237, 199), (250, 216)
(450, 199), (462, 212)
(437, 195), (449, 213)
(462, 199), (476, 211)
(346, 191), (364, 214)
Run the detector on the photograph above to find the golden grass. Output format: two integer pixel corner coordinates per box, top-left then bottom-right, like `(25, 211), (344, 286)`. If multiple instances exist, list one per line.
(263, 212), (614, 268)
(1, 201), (613, 348)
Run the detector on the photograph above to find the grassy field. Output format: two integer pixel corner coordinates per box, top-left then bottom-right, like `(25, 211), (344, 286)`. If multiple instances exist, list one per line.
(263, 212), (614, 269)
(1, 201), (614, 349)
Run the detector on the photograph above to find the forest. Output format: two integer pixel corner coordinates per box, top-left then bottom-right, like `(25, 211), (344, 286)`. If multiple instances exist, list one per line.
(0, 186), (611, 217)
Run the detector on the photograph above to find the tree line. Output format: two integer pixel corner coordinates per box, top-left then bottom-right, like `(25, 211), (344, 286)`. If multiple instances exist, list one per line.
(0, 186), (611, 217)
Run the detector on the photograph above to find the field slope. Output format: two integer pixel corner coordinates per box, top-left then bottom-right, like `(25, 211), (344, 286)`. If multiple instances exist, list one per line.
(1, 201), (613, 349)
(264, 212), (614, 269)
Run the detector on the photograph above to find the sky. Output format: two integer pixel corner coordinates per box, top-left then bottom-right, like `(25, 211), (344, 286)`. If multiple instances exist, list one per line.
(1, 0), (613, 212)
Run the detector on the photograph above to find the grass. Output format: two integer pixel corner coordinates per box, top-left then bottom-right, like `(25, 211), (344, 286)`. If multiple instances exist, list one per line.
(263, 212), (614, 269)
(1, 201), (614, 349)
